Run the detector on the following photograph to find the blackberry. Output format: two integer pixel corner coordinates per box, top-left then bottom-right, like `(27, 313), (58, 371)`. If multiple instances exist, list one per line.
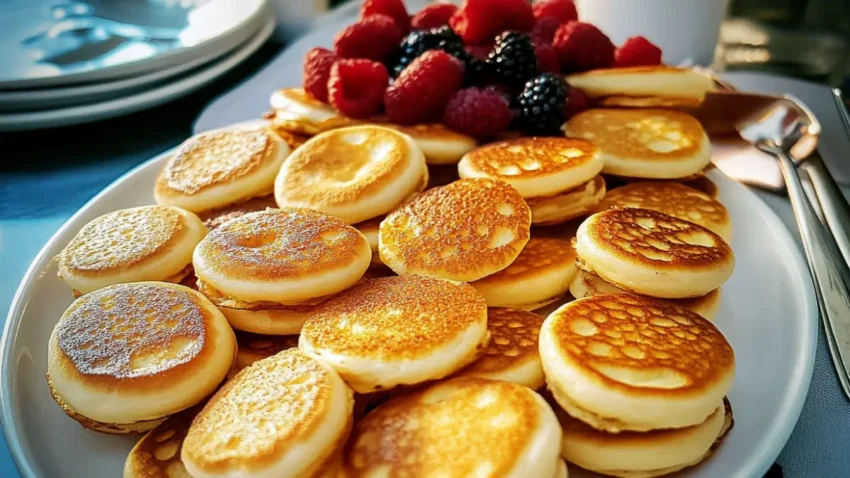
(517, 73), (569, 135)
(389, 26), (463, 78)
(487, 32), (538, 86)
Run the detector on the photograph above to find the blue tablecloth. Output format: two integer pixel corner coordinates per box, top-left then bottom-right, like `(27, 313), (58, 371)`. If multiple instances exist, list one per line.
(2, 37), (850, 478)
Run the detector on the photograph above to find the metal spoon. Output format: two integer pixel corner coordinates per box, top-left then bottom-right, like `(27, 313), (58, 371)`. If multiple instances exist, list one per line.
(737, 100), (850, 399)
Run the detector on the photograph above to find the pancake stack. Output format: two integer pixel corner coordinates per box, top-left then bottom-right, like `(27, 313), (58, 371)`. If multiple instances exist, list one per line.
(458, 137), (606, 225)
(539, 294), (736, 477)
(565, 66), (714, 108)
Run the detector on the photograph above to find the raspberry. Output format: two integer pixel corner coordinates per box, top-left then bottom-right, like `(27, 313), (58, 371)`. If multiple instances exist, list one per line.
(535, 43), (560, 73)
(361, 0), (410, 33)
(384, 51), (465, 125)
(450, 0), (535, 44)
(530, 17), (561, 45)
(334, 15), (403, 61)
(443, 87), (512, 138)
(532, 0), (578, 24)
(615, 36), (663, 67)
(327, 59), (389, 118)
(302, 48), (337, 102)
(411, 3), (457, 30)
(553, 21), (615, 72)
(563, 85), (591, 118)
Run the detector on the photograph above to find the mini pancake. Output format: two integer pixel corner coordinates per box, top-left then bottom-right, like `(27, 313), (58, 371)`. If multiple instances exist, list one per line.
(182, 349), (354, 478)
(565, 66), (714, 102)
(124, 404), (202, 478)
(575, 208), (734, 298)
(342, 377), (564, 478)
(227, 331), (300, 379)
(193, 208), (371, 305)
(559, 398), (734, 478)
(47, 282), (236, 435)
(570, 270), (721, 321)
(471, 237), (577, 310)
(595, 181), (732, 241)
(58, 205), (207, 296)
(527, 175), (606, 226)
(154, 126), (290, 212)
(563, 109), (711, 179)
(599, 95), (703, 108)
(269, 87), (362, 135)
(274, 125), (427, 224)
(539, 294), (735, 432)
(197, 194), (277, 230)
(354, 215), (385, 266)
(299, 276), (489, 393)
(458, 137), (602, 197)
(453, 308), (546, 390)
(385, 123), (477, 165)
(379, 178), (531, 282)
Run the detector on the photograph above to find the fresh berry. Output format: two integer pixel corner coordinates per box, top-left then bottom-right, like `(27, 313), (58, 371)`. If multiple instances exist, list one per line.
(532, 0), (578, 24)
(327, 59), (389, 118)
(389, 26), (462, 77)
(334, 15), (403, 61)
(530, 17), (561, 45)
(615, 36), (663, 67)
(517, 72), (568, 134)
(450, 0), (535, 44)
(487, 32), (538, 86)
(563, 85), (591, 118)
(302, 47), (337, 102)
(384, 50), (465, 125)
(411, 3), (457, 30)
(483, 84), (513, 102)
(361, 0), (410, 33)
(465, 44), (492, 60)
(553, 21), (615, 71)
(443, 87), (512, 138)
(535, 43), (560, 73)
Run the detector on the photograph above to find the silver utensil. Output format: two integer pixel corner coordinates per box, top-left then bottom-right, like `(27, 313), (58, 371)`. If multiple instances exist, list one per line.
(736, 98), (850, 399)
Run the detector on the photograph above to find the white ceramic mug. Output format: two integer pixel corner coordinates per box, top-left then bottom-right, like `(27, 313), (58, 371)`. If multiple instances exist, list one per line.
(576, 0), (730, 66)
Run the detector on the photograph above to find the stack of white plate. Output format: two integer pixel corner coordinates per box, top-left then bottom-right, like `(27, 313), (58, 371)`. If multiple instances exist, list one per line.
(0, 0), (273, 132)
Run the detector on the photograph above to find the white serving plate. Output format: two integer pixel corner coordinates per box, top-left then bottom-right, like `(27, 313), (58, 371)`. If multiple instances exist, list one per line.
(0, 143), (817, 476)
(0, 17), (274, 132)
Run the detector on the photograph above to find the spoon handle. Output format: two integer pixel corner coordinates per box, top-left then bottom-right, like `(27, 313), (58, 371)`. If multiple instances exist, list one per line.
(773, 148), (850, 400)
(802, 154), (850, 269)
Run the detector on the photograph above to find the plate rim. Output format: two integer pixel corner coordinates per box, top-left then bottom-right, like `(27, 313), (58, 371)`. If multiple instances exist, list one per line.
(0, 157), (818, 478)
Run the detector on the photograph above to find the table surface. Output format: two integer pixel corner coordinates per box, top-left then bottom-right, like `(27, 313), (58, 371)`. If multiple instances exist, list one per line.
(3, 29), (850, 478)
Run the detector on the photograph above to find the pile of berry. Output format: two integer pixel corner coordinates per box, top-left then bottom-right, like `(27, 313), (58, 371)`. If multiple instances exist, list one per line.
(302, 0), (663, 138)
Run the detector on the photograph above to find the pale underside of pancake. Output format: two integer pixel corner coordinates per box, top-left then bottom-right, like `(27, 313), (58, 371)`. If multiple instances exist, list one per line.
(539, 294), (735, 432)
(471, 237), (577, 311)
(154, 126), (290, 213)
(559, 398), (734, 478)
(379, 178), (532, 282)
(47, 282), (236, 429)
(565, 66), (714, 101)
(274, 125), (427, 224)
(343, 377), (564, 478)
(354, 215), (385, 266)
(383, 122), (477, 165)
(526, 175), (606, 225)
(563, 108), (712, 180)
(575, 208), (734, 299)
(458, 137), (603, 198)
(57, 205), (207, 295)
(181, 349), (354, 478)
(570, 269), (721, 321)
(299, 276), (490, 393)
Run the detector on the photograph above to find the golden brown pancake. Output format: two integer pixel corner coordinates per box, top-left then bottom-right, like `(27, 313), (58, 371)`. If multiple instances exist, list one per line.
(595, 182), (731, 241)
(299, 276), (489, 393)
(124, 404), (203, 477)
(228, 331), (301, 379)
(197, 194), (277, 230)
(353, 215), (385, 266)
(458, 137), (602, 197)
(182, 349), (354, 478)
(453, 308), (546, 389)
(383, 122), (477, 165)
(565, 66), (714, 101)
(539, 294), (735, 432)
(575, 208), (734, 298)
(471, 237), (577, 310)
(269, 88), (363, 136)
(526, 175), (607, 225)
(564, 109), (711, 179)
(342, 377), (563, 478)
(599, 95), (703, 108)
(379, 178), (531, 282)
(47, 282), (236, 434)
